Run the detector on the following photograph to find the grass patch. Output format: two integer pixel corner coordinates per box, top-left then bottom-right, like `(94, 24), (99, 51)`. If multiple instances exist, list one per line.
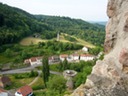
(35, 64), (61, 72)
(31, 77), (45, 90)
(50, 64), (61, 72)
(61, 33), (95, 48)
(20, 37), (46, 46)
(5, 75), (35, 90)
(0, 55), (13, 64)
(34, 90), (46, 96)
(20, 34), (95, 48)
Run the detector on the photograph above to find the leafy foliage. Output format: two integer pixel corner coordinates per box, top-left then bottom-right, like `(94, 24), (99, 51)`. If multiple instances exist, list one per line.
(0, 3), (51, 45)
(72, 61), (95, 87)
(13, 71), (38, 79)
(42, 56), (50, 86)
(0, 3), (105, 46)
(47, 76), (66, 94)
(64, 35), (77, 42)
(35, 15), (105, 46)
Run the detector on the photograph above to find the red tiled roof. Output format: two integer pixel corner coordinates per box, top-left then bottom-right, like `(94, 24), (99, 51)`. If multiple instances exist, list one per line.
(17, 85), (33, 96)
(72, 54), (79, 56)
(60, 54), (68, 58)
(0, 76), (11, 84)
(30, 57), (37, 62)
(80, 54), (93, 57)
(0, 88), (6, 93)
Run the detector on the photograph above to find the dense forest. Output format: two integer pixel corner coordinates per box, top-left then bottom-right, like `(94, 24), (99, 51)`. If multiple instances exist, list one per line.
(0, 3), (51, 46)
(35, 15), (105, 45)
(0, 3), (105, 46)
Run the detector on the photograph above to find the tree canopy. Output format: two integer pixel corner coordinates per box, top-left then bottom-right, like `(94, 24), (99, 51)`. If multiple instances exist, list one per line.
(0, 3), (105, 46)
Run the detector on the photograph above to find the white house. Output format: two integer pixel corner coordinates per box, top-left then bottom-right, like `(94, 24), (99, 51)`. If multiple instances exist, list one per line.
(72, 54), (79, 61)
(0, 88), (8, 96)
(67, 55), (73, 62)
(24, 59), (30, 65)
(82, 46), (88, 52)
(80, 54), (94, 61)
(15, 85), (33, 96)
(60, 54), (68, 61)
(36, 57), (42, 65)
(49, 56), (60, 64)
(24, 57), (42, 66)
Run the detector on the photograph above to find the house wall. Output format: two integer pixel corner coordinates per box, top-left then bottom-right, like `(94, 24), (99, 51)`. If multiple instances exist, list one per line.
(83, 47), (88, 51)
(0, 92), (8, 96)
(36, 59), (42, 65)
(80, 56), (94, 61)
(15, 92), (22, 96)
(73, 56), (79, 60)
(60, 58), (65, 61)
(29, 61), (37, 66)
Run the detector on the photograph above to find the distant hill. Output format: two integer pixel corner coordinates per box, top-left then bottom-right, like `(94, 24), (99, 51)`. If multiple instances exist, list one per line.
(0, 3), (50, 46)
(96, 22), (107, 26)
(35, 15), (105, 45)
(0, 3), (105, 46)
(90, 21), (107, 26)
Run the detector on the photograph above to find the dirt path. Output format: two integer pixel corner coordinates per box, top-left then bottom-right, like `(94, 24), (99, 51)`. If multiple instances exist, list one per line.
(28, 71), (41, 86)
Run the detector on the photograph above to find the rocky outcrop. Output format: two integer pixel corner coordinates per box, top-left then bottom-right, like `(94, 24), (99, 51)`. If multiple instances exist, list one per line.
(71, 0), (128, 96)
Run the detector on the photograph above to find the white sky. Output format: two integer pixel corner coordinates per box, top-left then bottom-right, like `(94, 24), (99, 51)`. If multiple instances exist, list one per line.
(0, 0), (108, 21)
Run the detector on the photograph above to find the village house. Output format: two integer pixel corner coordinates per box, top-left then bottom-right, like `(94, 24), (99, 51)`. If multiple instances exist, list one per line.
(0, 76), (11, 88)
(72, 54), (79, 61)
(48, 56), (60, 64)
(82, 46), (88, 52)
(66, 55), (73, 62)
(59, 54), (68, 61)
(24, 57), (42, 66)
(80, 54), (94, 61)
(24, 59), (30, 65)
(0, 88), (8, 96)
(15, 85), (33, 96)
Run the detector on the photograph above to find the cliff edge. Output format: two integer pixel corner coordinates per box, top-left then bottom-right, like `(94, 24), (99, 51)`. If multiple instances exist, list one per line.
(71, 0), (128, 96)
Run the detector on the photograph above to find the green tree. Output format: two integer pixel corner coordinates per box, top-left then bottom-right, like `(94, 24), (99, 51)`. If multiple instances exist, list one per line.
(47, 76), (66, 94)
(59, 61), (63, 71)
(42, 56), (50, 87)
(63, 58), (68, 70)
(5, 48), (13, 57)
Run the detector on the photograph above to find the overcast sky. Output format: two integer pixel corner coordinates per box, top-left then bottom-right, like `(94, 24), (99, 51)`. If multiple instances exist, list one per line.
(0, 0), (108, 21)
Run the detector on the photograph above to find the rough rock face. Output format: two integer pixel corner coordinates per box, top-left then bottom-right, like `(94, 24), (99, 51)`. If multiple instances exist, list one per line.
(71, 0), (128, 96)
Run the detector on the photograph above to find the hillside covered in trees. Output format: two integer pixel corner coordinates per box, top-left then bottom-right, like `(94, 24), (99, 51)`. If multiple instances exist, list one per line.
(0, 3), (105, 46)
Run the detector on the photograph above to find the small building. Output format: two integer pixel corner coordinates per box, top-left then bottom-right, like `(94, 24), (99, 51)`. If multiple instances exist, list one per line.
(24, 59), (30, 65)
(0, 88), (8, 96)
(82, 46), (88, 52)
(49, 56), (60, 64)
(67, 55), (73, 62)
(29, 57), (38, 66)
(36, 57), (42, 64)
(60, 54), (68, 61)
(80, 54), (94, 61)
(0, 76), (11, 88)
(24, 57), (42, 66)
(72, 54), (79, 61)
(57, 32), (60, 41)
(15, 85), (33, 96)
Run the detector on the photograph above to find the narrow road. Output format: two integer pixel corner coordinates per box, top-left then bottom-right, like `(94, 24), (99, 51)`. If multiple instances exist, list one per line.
(0, 66), (62, 75)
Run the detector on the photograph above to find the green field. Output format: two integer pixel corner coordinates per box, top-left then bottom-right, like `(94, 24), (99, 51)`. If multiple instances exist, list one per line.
(20, 37), (46, 46)
(20, 34), (95, 48)
(0, 55), (13, 64)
